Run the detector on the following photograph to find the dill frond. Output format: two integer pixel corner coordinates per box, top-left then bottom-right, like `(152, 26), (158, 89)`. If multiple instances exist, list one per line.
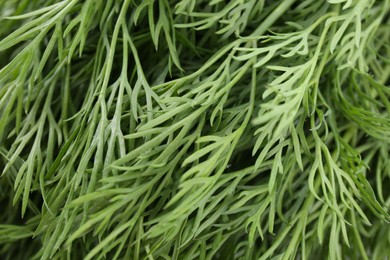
(0, 0), (389, 259)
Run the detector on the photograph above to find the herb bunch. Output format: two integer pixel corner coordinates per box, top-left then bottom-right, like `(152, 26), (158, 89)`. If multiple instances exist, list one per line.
(0, 0), (389, 259)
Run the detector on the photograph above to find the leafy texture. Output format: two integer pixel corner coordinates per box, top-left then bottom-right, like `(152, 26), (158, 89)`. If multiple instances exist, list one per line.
(0, 0), (389, 259)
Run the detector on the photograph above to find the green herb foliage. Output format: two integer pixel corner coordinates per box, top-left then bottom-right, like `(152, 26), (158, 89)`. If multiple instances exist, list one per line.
(0, 0), (389, 259)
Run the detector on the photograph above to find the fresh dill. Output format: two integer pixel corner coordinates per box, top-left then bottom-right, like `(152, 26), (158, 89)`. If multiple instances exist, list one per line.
(0, 0), (389, 259)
